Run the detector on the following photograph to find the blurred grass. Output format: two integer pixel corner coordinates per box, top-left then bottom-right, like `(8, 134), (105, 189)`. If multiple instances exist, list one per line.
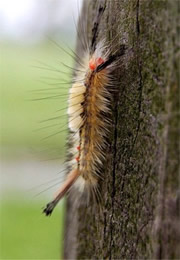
(0, 41), (74, 258)
(1, 41), (74, 157)
(0, 194), (65, 259)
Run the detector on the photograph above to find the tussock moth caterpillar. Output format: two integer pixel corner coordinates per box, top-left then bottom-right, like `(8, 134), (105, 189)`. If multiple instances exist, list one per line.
(43, 4), (125, 216)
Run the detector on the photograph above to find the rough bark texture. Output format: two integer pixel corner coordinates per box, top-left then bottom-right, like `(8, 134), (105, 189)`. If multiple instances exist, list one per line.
(64, 0), (179, 259)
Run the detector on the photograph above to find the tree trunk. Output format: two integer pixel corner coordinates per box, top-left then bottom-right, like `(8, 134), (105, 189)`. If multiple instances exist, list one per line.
(64, 0), (179, 259)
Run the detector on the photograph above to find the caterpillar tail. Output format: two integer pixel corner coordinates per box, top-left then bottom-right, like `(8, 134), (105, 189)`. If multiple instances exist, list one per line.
(43, 169), (80, 216)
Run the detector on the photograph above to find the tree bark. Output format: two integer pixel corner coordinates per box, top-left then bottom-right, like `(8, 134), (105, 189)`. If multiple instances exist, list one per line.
(64, 0), (179, 259)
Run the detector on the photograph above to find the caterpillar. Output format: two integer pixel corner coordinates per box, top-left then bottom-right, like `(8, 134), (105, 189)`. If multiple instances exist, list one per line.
(43, 4), (125, 216)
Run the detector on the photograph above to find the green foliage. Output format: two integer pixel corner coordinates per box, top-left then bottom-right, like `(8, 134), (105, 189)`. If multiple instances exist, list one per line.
(0, 195), (65, 259)
(1, 41), (72, 258)
(1, 42), (73, 157)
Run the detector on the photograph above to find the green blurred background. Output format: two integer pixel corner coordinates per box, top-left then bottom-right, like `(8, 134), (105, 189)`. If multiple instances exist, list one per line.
(0, 0), (80, 258)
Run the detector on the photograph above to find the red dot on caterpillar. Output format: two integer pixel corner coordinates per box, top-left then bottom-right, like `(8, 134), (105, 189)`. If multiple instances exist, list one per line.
(75, 156), (80, 162)
(89, 57), (105, 71)
(76, 146), (80, 151)
(97, 57), (104, 65)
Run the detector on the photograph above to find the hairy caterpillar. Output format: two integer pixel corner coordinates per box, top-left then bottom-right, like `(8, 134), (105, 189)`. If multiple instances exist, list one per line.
(43, 4), (125, 216)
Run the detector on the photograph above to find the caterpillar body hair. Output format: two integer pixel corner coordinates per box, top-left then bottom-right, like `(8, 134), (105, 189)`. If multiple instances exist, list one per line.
(43, 6), (126, 216)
